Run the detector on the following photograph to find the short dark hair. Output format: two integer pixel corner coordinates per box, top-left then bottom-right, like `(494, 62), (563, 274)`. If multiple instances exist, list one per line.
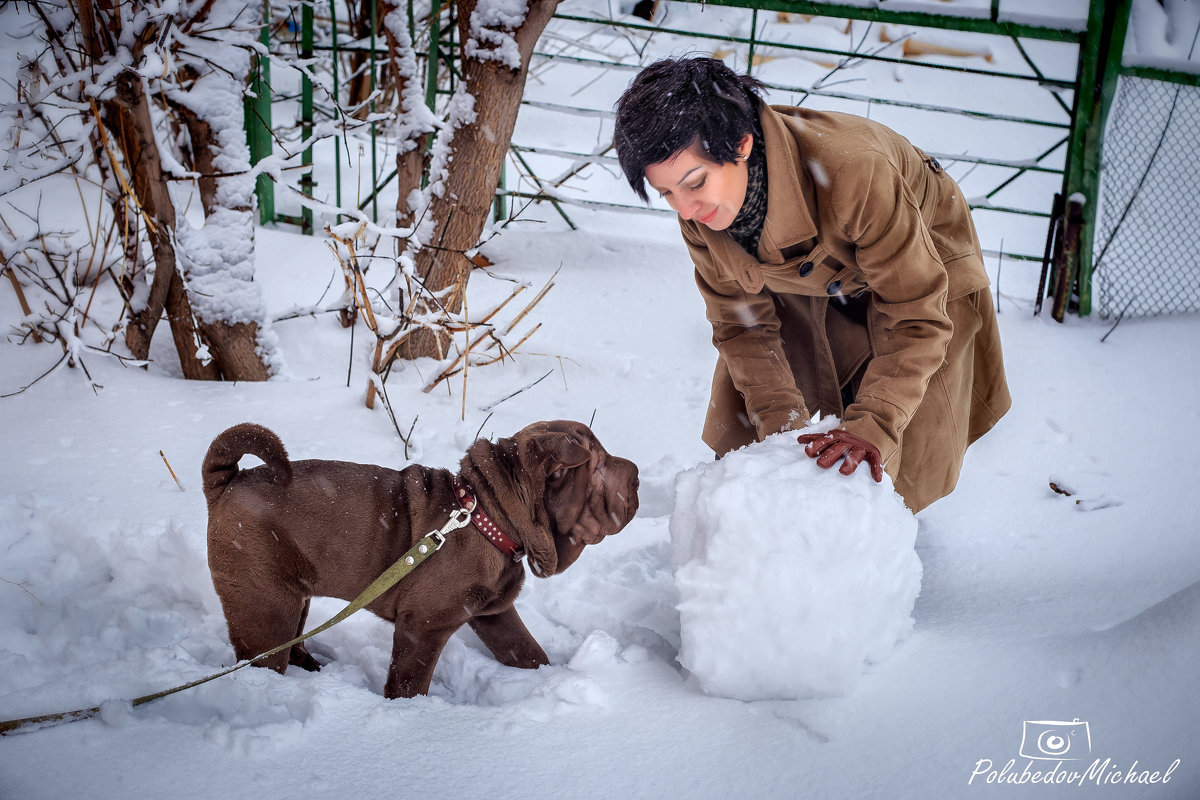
(614, 57), (765, 202)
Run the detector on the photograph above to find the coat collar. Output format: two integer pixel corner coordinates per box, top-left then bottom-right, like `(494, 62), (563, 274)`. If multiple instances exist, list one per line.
(682, 105), (818, 275)
(758, 105), (819, 259)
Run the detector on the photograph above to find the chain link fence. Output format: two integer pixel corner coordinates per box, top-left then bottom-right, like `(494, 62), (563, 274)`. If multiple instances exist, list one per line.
(1094, 75), (1200, 319)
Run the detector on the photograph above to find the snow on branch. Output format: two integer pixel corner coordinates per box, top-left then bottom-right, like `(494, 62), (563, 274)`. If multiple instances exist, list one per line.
(465, 0), (533, 70)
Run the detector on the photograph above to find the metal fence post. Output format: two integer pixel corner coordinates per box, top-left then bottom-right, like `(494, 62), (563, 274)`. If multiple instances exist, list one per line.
(1076, 0), (1131, 315)
(370, 0), (379, 223)
(331, 0), (343, 212)
(422, 0), (444, 193)
(244, 2), (275, 225)
(426, 0), (442, 112)
(300, 0), (315, 234)
(747, 8), (758, 73)
(1054, 0), (1130, 318)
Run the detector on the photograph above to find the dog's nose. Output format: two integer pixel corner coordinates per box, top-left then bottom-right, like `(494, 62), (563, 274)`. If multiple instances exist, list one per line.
(620, 459), (640, 513)
(619, 458), (640, 491)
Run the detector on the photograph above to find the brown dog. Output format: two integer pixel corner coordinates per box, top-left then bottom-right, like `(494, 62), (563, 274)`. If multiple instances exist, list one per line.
(202, 420), (639, 698)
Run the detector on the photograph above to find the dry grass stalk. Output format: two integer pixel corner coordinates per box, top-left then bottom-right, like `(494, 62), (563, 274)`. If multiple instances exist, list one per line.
(421, 321), (498, 393)
(476, 323), (541, 367)
(159, 449), (185, 491)
(383, 278), (526, 370)
(421, 267), (557, 393)
(88, 99), (159, 236)
(498, 266), (558, 338)
(325, 226), (560, 410)
(3, 265), (44, 344)
(0, 576), (42, 605)
(326, 222), (391, 406)
(461, 290), (470, 420)
(327, 222), (378, 332)
(79, 219), (119, 330)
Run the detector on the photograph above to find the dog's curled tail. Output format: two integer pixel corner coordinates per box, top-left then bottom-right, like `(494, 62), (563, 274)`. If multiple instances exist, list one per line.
(202, 422), (293, 503)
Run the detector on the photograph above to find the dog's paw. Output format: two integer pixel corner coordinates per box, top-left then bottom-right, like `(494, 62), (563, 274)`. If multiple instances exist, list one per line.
(289, 646), (322, 672)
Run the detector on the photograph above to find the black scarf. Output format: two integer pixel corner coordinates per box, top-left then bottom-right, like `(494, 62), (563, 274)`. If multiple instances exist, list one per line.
(726, 122), (768, 256)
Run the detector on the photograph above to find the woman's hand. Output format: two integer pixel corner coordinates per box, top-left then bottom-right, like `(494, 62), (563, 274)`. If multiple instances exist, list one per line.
(797, 430), (883, 482)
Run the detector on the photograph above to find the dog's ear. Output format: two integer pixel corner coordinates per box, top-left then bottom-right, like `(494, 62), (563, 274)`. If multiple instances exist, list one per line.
(515, 437), (557, 578)
(511, 431), (592, 578)
(529, 429), (591, 476)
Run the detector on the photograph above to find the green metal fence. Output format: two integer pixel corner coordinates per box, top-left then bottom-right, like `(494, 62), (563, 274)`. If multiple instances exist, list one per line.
(1088, 0), (1200, 321)
(1093, 74), (1200, 319)
(509, 0), (1085, 267)
(246, 0), (1195, 319)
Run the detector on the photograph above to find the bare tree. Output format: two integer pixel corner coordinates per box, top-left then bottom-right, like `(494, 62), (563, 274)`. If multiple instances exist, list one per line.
(8, 0), (561, 390)
(381, 1), (437, 233)
(165, 0), (277, 381)
(70, 0), (219, 378)
(11, 0), (278, 381)
(392, 0), (562, 360)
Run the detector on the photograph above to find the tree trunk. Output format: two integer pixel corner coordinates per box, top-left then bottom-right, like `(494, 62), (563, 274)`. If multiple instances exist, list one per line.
(381, 1), (435, 231)
(153, 0), (275, 382)
(107, 68), (217, 379)
(164, 270), (221, 379)
(175, 103), (272, 381)
(397, 0), (560, 360)
(71, 0), (214, 378)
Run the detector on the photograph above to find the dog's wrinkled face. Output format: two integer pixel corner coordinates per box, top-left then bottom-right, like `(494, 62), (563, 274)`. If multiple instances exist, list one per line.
(519, 420), (639, 573)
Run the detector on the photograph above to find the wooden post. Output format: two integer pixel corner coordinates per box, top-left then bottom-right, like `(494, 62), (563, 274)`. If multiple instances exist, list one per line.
(1034, 193), (1063, 317)
(1051, 197), (1085, 322)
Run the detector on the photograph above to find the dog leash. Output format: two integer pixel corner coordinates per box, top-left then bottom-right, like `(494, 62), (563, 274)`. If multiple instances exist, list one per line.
(0, 507), (474, 737)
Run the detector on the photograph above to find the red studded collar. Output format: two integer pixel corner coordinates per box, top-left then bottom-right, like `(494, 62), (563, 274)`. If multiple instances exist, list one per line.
(452, 477), (525, 563)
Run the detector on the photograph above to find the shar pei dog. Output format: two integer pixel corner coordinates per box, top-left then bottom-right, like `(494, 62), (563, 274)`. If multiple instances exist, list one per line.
(202, 420), (639, 698)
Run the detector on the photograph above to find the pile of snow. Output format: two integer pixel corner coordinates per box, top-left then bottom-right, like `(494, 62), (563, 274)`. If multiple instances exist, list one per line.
(670, 428), (922, 701)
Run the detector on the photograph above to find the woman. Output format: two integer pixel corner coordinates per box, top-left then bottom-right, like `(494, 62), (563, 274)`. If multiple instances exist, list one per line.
(614, 56), (1010, 513)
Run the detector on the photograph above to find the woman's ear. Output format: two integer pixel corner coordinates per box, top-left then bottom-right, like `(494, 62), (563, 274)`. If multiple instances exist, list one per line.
(738, 132), (753, 161)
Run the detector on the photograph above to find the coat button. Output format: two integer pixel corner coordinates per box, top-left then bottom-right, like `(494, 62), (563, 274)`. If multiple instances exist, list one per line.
(798, 261), (814, 277)
(826, 280), (842, 295)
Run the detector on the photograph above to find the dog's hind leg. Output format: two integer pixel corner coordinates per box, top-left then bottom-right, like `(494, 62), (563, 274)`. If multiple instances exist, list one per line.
(288, 597), (322, 672)
(384, 617), (458, 699)
(214, 579), (309, 674)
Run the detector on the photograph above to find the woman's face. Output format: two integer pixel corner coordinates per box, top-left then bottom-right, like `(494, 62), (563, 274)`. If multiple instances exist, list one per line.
(643, 134), (753, 231)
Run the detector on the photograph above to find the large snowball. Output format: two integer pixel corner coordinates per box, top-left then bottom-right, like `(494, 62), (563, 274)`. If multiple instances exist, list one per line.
(671, 431), (922, 700)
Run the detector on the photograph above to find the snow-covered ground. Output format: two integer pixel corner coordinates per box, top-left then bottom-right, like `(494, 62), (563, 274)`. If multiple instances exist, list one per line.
(3, 2), (1199, 798)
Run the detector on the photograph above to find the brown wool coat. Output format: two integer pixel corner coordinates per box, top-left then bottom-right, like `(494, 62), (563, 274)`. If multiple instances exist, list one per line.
(682, 105), (1011, 512)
